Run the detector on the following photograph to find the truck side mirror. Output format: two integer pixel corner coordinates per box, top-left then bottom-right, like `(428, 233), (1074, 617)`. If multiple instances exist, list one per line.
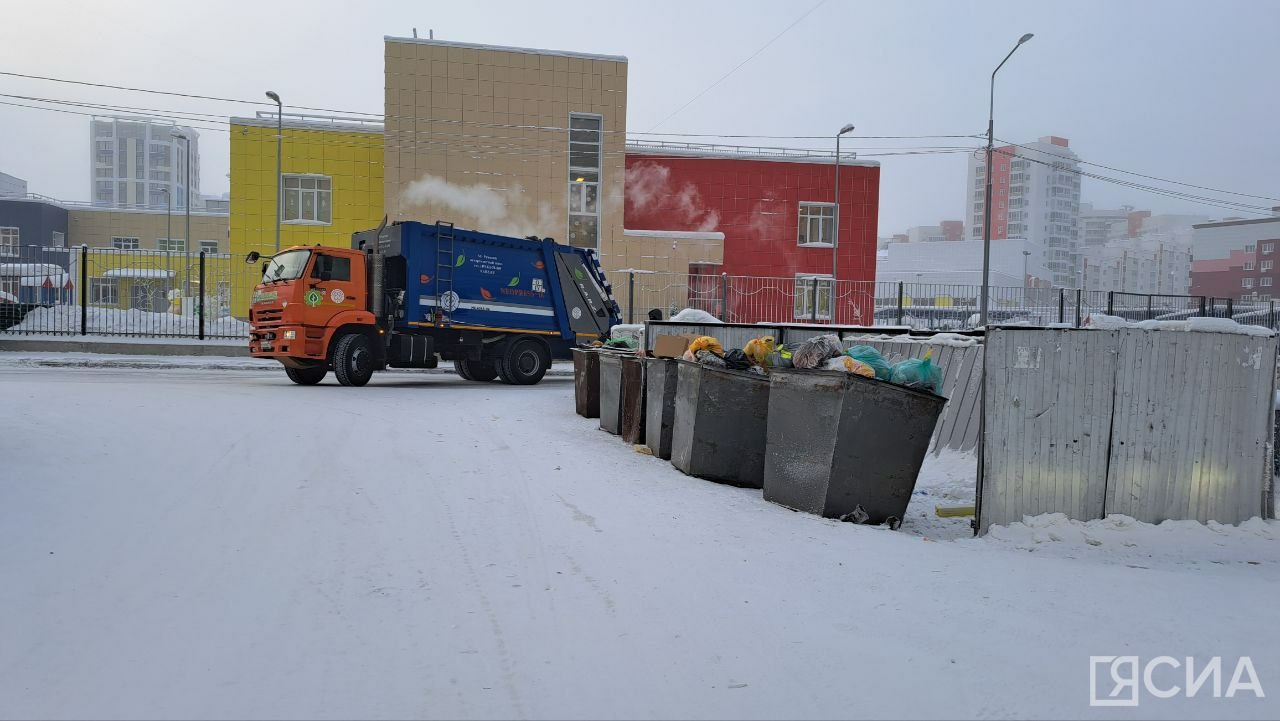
(245, 251), (261, 264)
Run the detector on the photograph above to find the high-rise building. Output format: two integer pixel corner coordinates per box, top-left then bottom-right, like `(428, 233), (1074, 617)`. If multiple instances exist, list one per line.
(90, 117), (200, 210)
(966, 136), (1081, 287)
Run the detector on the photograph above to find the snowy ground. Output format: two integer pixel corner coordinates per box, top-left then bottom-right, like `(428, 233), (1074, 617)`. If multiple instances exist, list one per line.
(2, 364), (1277, 720)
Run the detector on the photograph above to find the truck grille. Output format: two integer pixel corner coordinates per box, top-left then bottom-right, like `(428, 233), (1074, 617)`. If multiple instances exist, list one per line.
(253, 308), (283, 325)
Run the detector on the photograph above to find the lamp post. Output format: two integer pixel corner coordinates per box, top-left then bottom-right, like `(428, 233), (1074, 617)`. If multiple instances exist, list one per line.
(979, 33), (1033, 328)
(172, 131), (191, 300)
(266, 90), (283, 253)
(832, 123), (855, 324)
(160, 186), (171, 280)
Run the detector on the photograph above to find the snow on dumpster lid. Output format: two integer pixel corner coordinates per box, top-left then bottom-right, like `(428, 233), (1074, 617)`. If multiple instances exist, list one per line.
(102, 269), (176, 279)
(1083, 314), (1276, 337)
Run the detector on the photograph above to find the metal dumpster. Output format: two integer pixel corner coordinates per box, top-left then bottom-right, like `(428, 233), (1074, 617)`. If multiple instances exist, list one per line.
(572, 347), (601, 418)
(598, 351), (624, 434)
(670, 361), (771, 488)
(645, 357), (679, 459)
(763, 368), (946, 527)
(619, 355), (646, 444)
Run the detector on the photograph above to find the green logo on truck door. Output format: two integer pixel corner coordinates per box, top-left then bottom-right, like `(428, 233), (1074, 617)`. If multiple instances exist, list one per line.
(304, 289), (323, 307)
(507, 274), (520, 287)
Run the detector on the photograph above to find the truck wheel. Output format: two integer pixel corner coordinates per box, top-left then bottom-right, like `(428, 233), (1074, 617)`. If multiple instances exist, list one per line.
(333, 333), (375, 387)
(285, 365), (327, 385)
(458, 358), (498, 382)
(453, 359), (474, 381)
(497, 338), (550, 385)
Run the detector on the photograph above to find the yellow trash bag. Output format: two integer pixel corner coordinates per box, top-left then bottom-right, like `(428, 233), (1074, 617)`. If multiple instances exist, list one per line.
(823, 355), (876, 378)
(687, 336), (724, 356)
(743, 336), (776, 368)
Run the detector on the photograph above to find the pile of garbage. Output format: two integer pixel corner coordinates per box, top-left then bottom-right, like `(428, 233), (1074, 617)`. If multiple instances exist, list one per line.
(681, 332), (943, 393)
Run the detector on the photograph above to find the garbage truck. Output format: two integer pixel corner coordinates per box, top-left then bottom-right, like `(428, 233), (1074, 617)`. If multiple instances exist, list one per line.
(247, 219), (621, 386)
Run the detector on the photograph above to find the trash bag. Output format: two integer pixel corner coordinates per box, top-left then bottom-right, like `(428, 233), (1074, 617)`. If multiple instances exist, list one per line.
(889, 348), (943, 392)
(603, 337), (637, 349)
(846, 344), (891, 380)
(722, 349), (752, 371)
(694, 349), (726, 368)
(743, 336), (776, 368)
(792, 334), (844, 369)
(822, 355), (876, 378)
(687, 336), (724, 356)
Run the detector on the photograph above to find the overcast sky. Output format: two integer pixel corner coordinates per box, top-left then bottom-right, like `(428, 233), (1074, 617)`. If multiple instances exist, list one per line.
(1, 0), (1276, 234)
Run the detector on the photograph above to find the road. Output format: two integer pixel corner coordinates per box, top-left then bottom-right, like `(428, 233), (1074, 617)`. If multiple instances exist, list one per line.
(0, 365), (1276, 720)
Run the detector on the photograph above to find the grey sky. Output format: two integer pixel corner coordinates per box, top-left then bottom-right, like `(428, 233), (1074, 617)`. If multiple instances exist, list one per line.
(1, 0), (1276, 234)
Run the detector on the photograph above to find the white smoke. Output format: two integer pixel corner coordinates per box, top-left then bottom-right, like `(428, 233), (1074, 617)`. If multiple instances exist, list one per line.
(400, 174), (559, 239)
(625, 162), (719, 232)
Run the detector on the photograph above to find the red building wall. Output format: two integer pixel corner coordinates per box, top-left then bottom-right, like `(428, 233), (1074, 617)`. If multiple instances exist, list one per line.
(988, 146), (1013, 240)
(624, 151), (880, 323)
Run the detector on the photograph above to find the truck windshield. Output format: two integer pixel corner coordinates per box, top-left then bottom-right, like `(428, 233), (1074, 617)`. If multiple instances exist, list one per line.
(262, 250), (311, 283)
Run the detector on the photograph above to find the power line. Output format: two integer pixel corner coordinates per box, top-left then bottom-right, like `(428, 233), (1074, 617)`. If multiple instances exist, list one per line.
(646, 0), (828, 132)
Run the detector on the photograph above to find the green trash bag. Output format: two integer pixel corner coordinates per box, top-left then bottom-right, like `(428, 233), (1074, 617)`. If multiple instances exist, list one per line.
(889, 348), (942, 392)
(846, 344), (891, 380)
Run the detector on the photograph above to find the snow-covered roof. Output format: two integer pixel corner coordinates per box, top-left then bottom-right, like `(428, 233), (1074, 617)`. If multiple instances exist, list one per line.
(102, 268), (175, 279)
(626, 142), (880, 168)
(0, 263), (66, 277)
(386, 36), (627, 63)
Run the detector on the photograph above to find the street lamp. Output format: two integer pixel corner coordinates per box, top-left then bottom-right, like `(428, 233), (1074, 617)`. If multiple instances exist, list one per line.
(159, 186), (171, 280)
(172, 131), (191, 300)
(979, 32), (1033, 328)
(1022, 249), (1031, 285)
(832, 123), (855, 324)
(266, 90), (283, 253)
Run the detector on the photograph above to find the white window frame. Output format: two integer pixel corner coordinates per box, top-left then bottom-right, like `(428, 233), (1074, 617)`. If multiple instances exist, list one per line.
(199, 240), (220, 254)
(1245, 244), (1256, 253)
(797, 202), (835, 247)
(1264, 242), (1275, 254)
(51, 231), (65, 246)
(794, 274), (834, 320)
(1244, 260), (1255, 271)
(0, 226), (18, 257)
(157, 238), (186, 253)
(567, 112), (603, 249)
(112, 236), (140, 250)
(282, 173), (333, 225)
(1263, 260), (1274, 272)
(90, 277), (119, 305)
(1261, 277), (1273, 287)
(1242, 277), (1254, 289)
(0, 278), (18, 299)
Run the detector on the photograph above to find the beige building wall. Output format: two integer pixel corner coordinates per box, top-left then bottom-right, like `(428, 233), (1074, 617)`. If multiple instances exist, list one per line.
(613, 230), (724, 321)
(68, 208), (229, 252)
(383, 37), (628, 269)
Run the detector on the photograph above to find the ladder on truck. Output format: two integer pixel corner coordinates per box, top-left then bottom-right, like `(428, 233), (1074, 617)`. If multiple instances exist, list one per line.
(434, 221), (456, 324)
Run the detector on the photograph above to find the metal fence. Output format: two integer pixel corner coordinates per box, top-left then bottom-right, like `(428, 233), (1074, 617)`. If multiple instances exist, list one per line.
(617, 271), (1280, 332)
(0, 246), (257, 339)
(4, 249), (1277, 339)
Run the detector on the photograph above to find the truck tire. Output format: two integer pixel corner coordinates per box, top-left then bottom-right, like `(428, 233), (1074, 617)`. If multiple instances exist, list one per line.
(455, 358), (498, 382)
(496, 338), (550, 385)
(285, 365), (327, 385)
(333, 333), (375, 387)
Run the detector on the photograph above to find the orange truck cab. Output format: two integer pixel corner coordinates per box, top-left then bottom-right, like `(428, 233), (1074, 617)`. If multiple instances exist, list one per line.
(247, 219), (620, 386)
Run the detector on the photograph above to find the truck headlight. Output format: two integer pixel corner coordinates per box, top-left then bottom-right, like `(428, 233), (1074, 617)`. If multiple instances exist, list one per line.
(283, 330), (297, 340)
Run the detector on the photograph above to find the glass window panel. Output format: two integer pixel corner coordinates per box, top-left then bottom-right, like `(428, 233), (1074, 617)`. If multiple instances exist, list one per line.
(301, 178), (316, 190)
(284, 177), (300, 189)
(570, 115), (601, 130)
(318, 191), (331, 223)
(302, 191), (315, 220)
(317, 178), (331, 190)
(284, 190), (300, 221)
(568, 184), (584, 213)
(569, 170), (598, 183)
(584, 184), (598, 214)
(570, 148), (599, 168)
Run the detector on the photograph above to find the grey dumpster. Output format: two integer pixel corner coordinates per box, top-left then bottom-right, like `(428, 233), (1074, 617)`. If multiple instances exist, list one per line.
(572, 348), (601, 418)
(598, 351), (624, 434)
(645, 357), (679, 459)
(763, 368), (946, 527)
(671, 361), (771, 488)
(619, 355), (646, 444)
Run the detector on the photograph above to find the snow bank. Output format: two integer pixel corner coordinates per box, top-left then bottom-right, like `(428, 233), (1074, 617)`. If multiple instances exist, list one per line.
(1085, 313), (1275, 337)
(845, 332), (979, 347)
(9, 305), (249, 337)
(669, 308), (721, 323)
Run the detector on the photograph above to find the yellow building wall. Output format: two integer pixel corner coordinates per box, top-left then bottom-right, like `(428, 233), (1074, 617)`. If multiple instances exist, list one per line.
(229, 122), (384, 316)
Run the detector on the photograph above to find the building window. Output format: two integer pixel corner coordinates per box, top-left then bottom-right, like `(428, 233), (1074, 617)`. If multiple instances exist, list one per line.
(567, 113), (602, 249)
(0, 278), (17, 300)
(794, 275), (833, 320)
(1244, 260), (1255, 271)
(1264, 242), (1275, 254)
(797, 202), (835, 246)
(199, 240), (220, 254)
(51, 231), (65, 246)
(90, 278), (119, 305)
(0, 226), (18, 256)
(1262, 294), (1272, 302)
(1263, 260), (1274, 272)
(1245, 244), (1256, 253)
(157, 238), (186, 252)
(112, 236), (140, 250)
(1262, 277), (1273, 287)
(282, 174), (332, 224)
(1242, 278), (1254, 289)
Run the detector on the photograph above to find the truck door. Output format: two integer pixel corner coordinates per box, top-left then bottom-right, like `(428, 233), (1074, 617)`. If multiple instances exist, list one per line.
(304, 252), (364, 323)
